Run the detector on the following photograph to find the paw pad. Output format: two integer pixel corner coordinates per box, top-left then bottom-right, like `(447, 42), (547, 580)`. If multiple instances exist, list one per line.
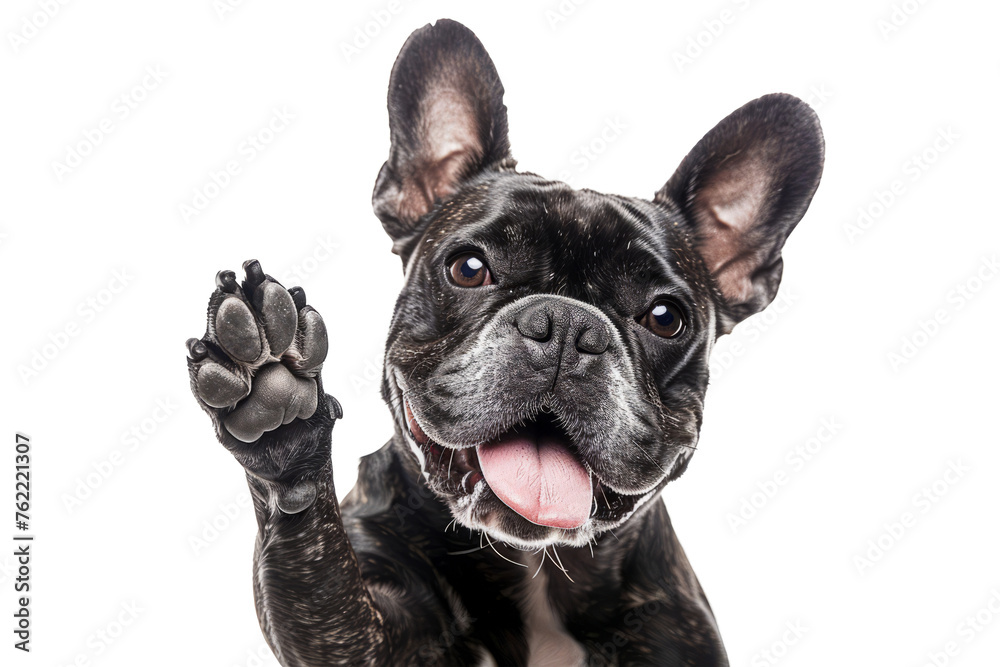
(187, 260), (330, 443)
(216, 298), (263, 362)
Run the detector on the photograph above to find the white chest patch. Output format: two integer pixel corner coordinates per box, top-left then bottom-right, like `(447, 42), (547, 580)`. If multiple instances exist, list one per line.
(519, 557), (587, 667)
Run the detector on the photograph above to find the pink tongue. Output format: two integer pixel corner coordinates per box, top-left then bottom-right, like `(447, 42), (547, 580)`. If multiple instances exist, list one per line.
(477, 435), (592, 529)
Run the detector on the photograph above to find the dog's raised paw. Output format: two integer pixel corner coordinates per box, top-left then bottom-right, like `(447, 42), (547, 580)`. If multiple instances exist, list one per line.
(187, 259), (329, 443)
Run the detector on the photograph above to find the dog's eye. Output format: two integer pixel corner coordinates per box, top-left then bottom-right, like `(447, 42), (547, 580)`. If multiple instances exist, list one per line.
(637, 299), (684, 338)
(448, 253), (493, 287)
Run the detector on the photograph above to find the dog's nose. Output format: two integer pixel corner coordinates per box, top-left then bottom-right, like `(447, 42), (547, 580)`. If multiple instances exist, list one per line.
(515, 301), (552, 342)
(514, 298), (610, 356)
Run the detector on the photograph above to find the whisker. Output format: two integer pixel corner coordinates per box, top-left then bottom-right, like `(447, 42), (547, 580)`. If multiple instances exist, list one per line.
(447, 544), (486, 556)
(626, 438), (669, 476)
(532, 550), (547, 579)
(549, 546), (575, 583)
(484, 531), (526, 568)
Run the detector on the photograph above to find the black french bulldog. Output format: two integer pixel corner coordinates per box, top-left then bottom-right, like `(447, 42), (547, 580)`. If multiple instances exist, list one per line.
(186, 19), (823, 667)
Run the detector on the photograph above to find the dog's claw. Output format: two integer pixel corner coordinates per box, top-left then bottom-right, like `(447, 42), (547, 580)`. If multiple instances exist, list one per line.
(327, 394), (343, 420)
(242, 259), (266, 293)
(289, 286), (307, 310)
(216, 270), (238, 293)
(186, 337), (208, 361)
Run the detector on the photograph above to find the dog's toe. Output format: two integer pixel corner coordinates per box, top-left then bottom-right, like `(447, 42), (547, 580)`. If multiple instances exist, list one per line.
(195, 361), (251, 409)
(289, 307), (328, 374)
(215, 297), (262, 363)
(256, 280), (298, 357)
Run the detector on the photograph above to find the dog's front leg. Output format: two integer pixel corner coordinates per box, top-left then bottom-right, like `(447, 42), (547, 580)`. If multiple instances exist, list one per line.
(185, 260), (389, 665)
(246, 458), (389, 665)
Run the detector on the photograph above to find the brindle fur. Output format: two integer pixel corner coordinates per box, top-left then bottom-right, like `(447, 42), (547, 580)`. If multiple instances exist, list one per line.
(186, 18), (822, 666)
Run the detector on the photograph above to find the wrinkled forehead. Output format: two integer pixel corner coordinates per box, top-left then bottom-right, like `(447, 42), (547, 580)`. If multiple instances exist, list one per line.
(417, 174), (705, 294)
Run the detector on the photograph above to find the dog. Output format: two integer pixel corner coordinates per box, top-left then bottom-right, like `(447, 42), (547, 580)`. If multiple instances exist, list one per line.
(185, 18), (823, 666)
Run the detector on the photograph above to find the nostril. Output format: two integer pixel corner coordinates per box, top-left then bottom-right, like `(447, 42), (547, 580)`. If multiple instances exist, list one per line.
(576, 326), (609, 355)
(516, 307), (552, 342)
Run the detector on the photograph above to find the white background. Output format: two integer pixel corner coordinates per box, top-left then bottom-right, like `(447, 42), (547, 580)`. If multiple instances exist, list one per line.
(2, 1), (998, 665)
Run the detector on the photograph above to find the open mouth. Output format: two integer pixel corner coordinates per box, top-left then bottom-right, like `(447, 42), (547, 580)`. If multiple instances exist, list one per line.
(405, 401), (642, 531)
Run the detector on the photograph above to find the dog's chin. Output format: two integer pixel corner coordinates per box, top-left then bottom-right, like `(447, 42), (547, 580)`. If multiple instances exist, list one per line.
(401, 403), (663, 549)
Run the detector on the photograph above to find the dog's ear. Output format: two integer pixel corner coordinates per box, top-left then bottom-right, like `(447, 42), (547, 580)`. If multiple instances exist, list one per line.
(655, 93), (824, 333)
(373, 19), (513, 262)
